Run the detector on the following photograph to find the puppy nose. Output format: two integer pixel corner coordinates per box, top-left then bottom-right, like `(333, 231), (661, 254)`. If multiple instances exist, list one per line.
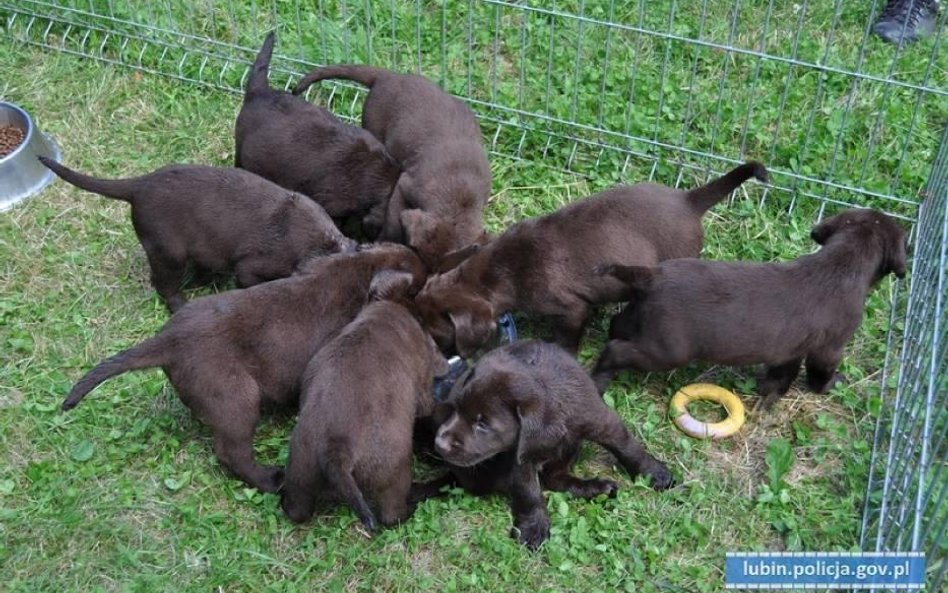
(435, 434), (455, 455)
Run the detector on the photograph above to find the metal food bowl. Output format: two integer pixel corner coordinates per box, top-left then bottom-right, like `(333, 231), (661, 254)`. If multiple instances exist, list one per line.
(0, 102), (61, 211)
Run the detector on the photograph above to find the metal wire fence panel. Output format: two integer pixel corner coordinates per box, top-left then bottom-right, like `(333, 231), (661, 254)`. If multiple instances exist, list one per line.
(3, 0), (945, 221)
(861, 124), (948, 592)
(2, 0), (946, 588)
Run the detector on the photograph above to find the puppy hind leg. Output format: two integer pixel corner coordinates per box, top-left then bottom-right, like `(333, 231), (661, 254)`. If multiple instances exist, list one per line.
(585, 406), (673, 491)
(281, 466), (320, 524)
(208, 411), (285, 493)
(376, 469), (413, 528)
(758, 357), (804, 410)
(322, 447), (379, 532)
(189, 372), (284, 493)
(142, 245), (188, 313)
(804, 349), (845, 394)
(541, 450), (619, 499)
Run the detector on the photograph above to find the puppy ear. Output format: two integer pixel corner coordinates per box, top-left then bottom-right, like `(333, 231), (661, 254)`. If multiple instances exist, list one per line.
(356, 138), (398, 167)
(368, 269), (416, 301)
(449, 302), (496, 358)
(515, 402), (568, 465)
(434, 243), (481, 273)
(885, 236), (908, 279)
(810, 217), (840, 245)
(400, 209), (438, 250)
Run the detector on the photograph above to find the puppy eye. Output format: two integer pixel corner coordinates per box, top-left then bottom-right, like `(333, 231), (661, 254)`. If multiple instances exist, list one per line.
(474, 417), (490, 432)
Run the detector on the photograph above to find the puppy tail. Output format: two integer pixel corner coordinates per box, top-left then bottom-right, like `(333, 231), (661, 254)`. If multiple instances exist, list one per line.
(686, 161), (768, 214)
(38, 156), (139, 203)
(247, 31), (276, 96)
(62, 335), (170, 411)
(292, 64), (388, 95)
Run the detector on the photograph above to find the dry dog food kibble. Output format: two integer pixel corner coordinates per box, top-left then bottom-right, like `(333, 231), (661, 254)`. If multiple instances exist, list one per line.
(0, 125), (26, 159)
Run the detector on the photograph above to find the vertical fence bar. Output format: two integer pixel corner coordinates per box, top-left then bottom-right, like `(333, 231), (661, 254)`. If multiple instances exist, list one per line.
(737, 0), (775, 159)
(650, 1), (677, 158)
(704, 0), (741, 160)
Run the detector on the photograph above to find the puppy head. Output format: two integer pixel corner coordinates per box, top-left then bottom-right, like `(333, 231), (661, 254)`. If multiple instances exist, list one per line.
(434, 355), (566, 466)
(401, 209), (487, 271)
(811, 209), (907, 280)
(415, 274), (496, 357)
(401, 209), (455, 268)
(433, 366), (520, 467)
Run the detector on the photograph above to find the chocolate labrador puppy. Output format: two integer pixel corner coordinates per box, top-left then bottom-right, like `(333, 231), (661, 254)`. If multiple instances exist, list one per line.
(39, 156), (354, 312)
(591, 208), (907, 409)
(61, 244), (426, 492)
(434, 340), (673, 549)
(235, 33), (400, 236)
(415, 162), (768, 356)
(293, 64), (491, 268)
(281, 270), (449, 530)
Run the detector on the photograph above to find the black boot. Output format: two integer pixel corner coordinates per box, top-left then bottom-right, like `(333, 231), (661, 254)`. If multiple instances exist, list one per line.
(873, 0), (940, 44)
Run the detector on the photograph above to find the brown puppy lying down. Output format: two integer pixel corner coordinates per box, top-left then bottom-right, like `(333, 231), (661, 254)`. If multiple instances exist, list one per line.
(39, 157), (354, 312)
(415, 162), (768, 356)
(281, 271), (449, 530)
(433, 340), (672, 549)
(592, 208), (907, 409)
(61, 244), (426, 493)
(235, 33), (400, 237)
(293, 64), (490, 268)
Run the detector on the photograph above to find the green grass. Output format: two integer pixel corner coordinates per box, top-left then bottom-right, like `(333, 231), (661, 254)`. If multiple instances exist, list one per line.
(0, 2), (935, 591)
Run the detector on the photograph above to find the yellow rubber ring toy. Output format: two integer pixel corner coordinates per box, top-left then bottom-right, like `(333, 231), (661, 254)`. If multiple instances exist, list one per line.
(670, 383), (746, 439)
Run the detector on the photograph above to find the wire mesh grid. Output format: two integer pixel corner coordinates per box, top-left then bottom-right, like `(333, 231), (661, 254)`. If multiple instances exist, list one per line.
(861, 124), (947, 592)
(3, 0), (946, 221)
(2, 0), (946, 587)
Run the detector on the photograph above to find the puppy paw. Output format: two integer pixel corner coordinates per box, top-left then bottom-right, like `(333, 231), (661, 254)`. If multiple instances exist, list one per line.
(511, 514), (551, 551)
(832, 372), (848, 389)
(648, 464), (674, 491)
(280, 493), (314, 524)
(259, 467), (286, 493)
(571, 478), (619, 499)
(591, 372), (613, 396)
(808, 372), (847, 394)
(757, 393), (782, 412)
(358, 512), (379, 534)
